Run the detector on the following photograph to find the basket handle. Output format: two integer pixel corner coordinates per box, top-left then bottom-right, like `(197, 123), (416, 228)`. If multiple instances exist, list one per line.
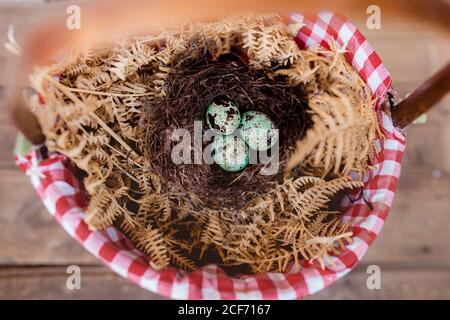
(9, 93), (46, 145)
(392, 62), (450, 128)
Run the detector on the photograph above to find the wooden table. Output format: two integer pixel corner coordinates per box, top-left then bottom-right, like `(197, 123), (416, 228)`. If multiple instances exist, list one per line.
(1, 0), (449, 299)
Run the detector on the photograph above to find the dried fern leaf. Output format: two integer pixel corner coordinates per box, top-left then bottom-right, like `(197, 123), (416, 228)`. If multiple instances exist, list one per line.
(286, 89), (378, 176)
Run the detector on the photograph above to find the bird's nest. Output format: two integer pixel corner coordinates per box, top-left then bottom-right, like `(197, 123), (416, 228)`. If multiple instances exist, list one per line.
(140, 47), (310, 209)
(29, 14), (380, 274)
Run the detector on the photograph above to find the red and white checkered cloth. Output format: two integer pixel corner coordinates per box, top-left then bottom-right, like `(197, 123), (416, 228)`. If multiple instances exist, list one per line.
(16, 12), (406, 299)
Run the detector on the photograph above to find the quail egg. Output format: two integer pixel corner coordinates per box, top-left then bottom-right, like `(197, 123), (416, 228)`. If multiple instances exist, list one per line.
(206, 101), (241, 135)
(212, 135), (249, 172)
(239, 111), (278, 151)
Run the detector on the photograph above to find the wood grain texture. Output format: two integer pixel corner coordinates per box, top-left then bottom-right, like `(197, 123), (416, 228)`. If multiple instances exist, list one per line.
(0, 170), (99, 265)
(309, 265), (450, 300)
(0, 0), (449, 299)
(0, 266), (165, 300)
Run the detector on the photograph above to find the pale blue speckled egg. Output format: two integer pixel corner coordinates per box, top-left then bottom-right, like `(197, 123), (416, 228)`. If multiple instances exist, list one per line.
(212, 135), (249, 172)
(239, 111), (278, 151)
(206, 101), (241, 135)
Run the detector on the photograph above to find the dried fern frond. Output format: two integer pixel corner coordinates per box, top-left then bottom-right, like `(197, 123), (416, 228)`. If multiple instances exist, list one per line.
(286, 88), (379, 177)
(201, 213), (224, 246)
(109, 40), (157, 81)
(242, 15), (300, 67)
(286, 176), (363, 218)
(135, 193), (171, 227)
(85, 186), (128, 230)
(167, 247), (197, 271)
(130, 225), (170, 270)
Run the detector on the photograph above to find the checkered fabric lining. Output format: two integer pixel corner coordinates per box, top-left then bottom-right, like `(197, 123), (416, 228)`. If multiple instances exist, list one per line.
(16, 12), (406, 300)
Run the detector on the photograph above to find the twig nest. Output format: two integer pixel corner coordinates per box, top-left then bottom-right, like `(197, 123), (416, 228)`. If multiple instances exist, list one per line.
(239, 111), (278, 151)
(206, 101), (241, 135)
(212, 135), (249, 172)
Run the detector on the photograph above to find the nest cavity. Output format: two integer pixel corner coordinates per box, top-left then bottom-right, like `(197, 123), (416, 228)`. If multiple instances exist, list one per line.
(140, 47), (310, 210)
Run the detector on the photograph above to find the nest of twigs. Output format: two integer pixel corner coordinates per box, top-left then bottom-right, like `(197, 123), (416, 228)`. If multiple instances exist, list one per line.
(29, 14), (381, 274)
(140, 47), (310, 209)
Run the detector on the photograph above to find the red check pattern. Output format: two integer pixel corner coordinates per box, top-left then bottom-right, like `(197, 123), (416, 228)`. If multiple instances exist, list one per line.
(16, 12), (406, 299)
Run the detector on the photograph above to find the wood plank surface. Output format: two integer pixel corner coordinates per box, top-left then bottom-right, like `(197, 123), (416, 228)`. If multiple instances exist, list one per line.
(1, 264), (449, 300)
(0, 0), (449, 299)
(309, 265), (450, 300)
(0, 170), (99, 265)
(0, 265), (164, 300)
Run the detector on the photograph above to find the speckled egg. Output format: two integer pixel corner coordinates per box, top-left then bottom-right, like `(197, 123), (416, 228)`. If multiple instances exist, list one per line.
(212, 135), (249, 172)
(206, 101), (241, 135)
(239, 111), (278, 151)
